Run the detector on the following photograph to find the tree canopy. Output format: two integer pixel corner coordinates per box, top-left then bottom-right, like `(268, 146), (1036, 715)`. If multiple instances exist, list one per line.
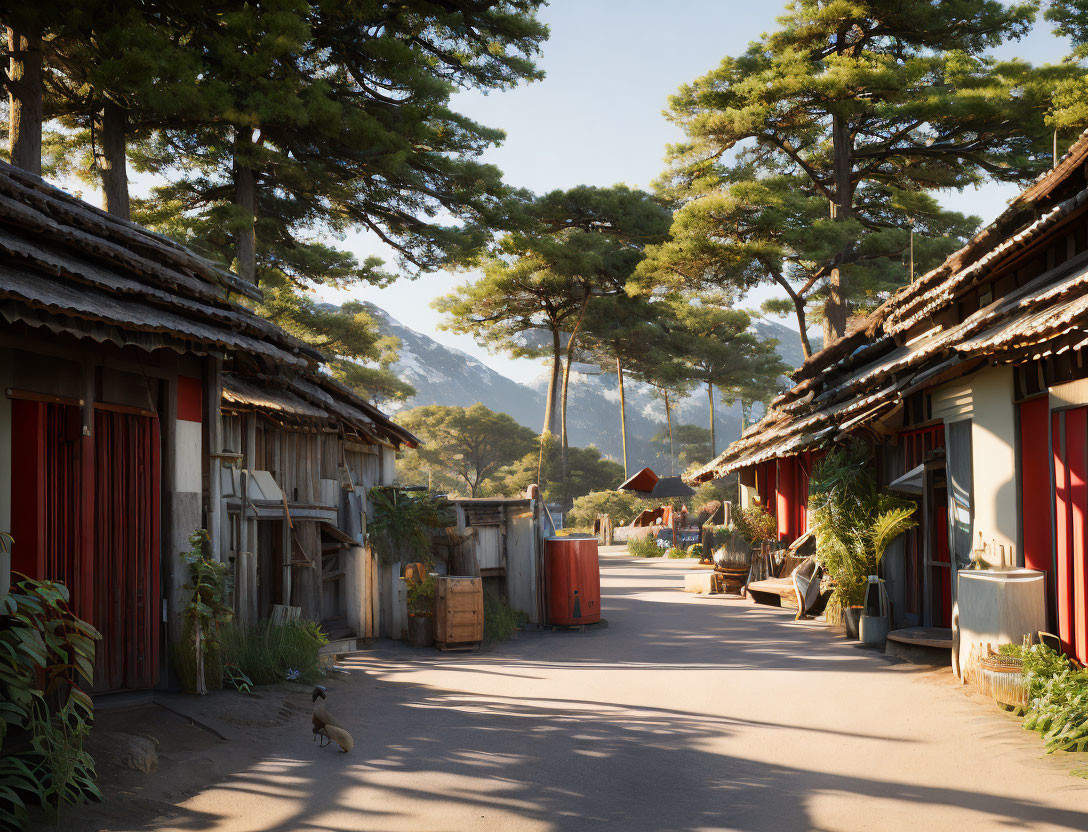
(655, 0), (1056, 343)
(395, 404), (538, 497)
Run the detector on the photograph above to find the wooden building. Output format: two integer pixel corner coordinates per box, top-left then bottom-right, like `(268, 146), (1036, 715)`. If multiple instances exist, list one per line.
(219, 372), (415, 641)
(686, 129), (1088, 660)
(0, 162), (414, 692)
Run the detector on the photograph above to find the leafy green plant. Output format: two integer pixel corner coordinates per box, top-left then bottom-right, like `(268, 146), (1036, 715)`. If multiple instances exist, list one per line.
(666, 546), (689, 559)
(1017, 645), (1088, 758)
(689, 543), (704, 560)
(483, 585), (528, 644)
(179, 529), (234, 695)
(0, 575), (102, 829)
(809, 442), (917, 610)
(367, 488), (454, 566)
(407, 574), (436, 617)
(734, 506), (777, 545)
(627, 534), (662, 558)
(220, 620), (328, 686)
(223, 663), (253, 694)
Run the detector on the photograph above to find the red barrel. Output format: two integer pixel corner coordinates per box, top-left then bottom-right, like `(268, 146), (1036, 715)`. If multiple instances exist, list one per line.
(545, 535), (601, 625)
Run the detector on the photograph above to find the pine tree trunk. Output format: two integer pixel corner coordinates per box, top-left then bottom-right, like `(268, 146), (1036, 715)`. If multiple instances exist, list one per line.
(560, 293), (592, 507)
(708, 382), (716, 460)
(617, 356), (628, 480)
(6, 24), (42, 176)
(537, 330), (562, 487)
(665, 389), (674, 476)
(542, 329), (561, 436)
(97, 101), (130, 220)
(792, 296), (813, 359)
(825, 112), (852, 342)
(233, 132), (258, 284)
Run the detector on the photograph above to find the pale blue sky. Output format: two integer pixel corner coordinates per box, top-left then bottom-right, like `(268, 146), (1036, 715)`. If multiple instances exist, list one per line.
(309, 3), (1071, 383)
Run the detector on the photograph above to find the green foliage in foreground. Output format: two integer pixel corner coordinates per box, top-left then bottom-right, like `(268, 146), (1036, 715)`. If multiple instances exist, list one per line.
(483, 586), (528, 645)
(628, 534), (662, 558)
(666, 547), (689, 559)
(0, 576), (102, 830)
(1013, 645), (1088, 760)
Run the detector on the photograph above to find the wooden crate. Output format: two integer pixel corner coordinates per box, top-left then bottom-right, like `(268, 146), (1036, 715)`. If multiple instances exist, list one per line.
(435, 576), (483, 650)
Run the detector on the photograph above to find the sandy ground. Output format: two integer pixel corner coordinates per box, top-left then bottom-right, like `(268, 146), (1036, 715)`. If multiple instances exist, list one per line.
(54, 550), (1088, 831)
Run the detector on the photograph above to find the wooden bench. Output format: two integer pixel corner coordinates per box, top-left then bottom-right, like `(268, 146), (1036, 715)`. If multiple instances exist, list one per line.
(745, 551), (809, 608)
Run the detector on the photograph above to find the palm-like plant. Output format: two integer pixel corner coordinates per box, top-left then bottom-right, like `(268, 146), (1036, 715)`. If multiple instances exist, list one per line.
(810, 442), (917, 614)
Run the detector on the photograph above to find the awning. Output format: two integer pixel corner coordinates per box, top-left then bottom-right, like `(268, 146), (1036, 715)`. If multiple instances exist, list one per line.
(648, 476), (695, 499)
(887, 464), (925, 495)
(619, 467), (659, 494)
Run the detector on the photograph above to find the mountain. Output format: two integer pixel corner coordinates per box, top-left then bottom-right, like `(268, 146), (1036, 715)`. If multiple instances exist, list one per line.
(367, 303), (815, 472)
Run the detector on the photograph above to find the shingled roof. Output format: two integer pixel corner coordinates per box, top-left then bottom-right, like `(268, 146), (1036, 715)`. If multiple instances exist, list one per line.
(0, 160), (415, 448)
(686, 130), (1088, 484)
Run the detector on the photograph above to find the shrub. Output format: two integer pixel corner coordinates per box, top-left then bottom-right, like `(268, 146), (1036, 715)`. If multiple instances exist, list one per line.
(734, 505), (777, 545)
(220, 620), (329, 686)
(809, 441), (917, 609)
(666, 547), (688, 559)
(367, 487), (454, 565)
(179, 529), (234, 695)
(627, 534), (662, 558)
(1019, 644), (1088, 755)
(483, 585), (528, 644)
(567, 490), (652, 528)
(407, 573), (436, 617)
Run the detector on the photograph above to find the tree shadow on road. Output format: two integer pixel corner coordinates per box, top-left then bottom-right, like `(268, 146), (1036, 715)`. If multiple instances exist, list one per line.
(185, 674), (1088, 832)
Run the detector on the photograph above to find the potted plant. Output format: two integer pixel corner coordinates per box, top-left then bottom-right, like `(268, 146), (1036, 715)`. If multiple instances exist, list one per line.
(406, 573), (436, 648)
(809, 442), (917, 640)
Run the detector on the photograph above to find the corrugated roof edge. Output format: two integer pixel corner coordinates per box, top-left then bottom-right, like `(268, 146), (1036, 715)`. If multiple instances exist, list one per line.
(0, 161), (263, 303)
(790, 128), (1088, 385)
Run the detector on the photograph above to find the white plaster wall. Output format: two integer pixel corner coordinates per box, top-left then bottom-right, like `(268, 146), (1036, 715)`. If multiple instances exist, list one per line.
(739, 482), (757, 511)
(969, 365), (1018, 565)
(174, 419), (203, 493)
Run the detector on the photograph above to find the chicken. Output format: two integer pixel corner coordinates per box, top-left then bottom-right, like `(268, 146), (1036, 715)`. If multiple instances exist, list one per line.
(311, 686), (352, 752)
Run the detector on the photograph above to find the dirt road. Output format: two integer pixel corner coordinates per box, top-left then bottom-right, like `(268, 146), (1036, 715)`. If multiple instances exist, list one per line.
(97, 551), (1088, 831)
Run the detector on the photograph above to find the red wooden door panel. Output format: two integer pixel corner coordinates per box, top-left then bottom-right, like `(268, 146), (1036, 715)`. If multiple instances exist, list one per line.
(1053, 408), (1088, 662)
(94, 410), (161, 691)
(9, 398), (161, 691)
(1020, 398), (1054, 597)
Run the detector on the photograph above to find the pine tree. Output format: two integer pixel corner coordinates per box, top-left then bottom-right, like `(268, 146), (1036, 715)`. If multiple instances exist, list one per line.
(125, 0), (547, 401)
(438, 185), (670, 499)
(665, 296), (787, 459)
(659, 0), (1055, 343)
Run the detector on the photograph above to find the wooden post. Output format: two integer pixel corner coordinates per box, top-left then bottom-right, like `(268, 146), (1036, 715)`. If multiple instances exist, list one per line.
(205, 357), (223, 560)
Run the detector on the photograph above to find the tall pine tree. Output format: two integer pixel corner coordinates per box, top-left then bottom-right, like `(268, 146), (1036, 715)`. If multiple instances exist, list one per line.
(659, 0), (1055, 344)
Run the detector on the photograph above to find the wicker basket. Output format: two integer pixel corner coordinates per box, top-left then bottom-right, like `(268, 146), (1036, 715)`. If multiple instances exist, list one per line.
(974, 646), (1028, 709)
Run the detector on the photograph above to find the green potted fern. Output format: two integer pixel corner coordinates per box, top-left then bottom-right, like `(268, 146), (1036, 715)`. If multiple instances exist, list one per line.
(809, 442), (917, 640)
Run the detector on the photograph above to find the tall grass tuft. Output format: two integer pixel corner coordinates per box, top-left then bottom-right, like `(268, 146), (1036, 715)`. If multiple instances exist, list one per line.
(627, 534), (662, 558)
(220, 620), (329, 686)
(483, 585), (528, 644)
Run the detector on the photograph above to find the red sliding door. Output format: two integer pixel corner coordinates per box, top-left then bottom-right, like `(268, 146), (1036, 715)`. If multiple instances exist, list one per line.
(1053, 407), (1088, 664)
(10, 398), (162, 691)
